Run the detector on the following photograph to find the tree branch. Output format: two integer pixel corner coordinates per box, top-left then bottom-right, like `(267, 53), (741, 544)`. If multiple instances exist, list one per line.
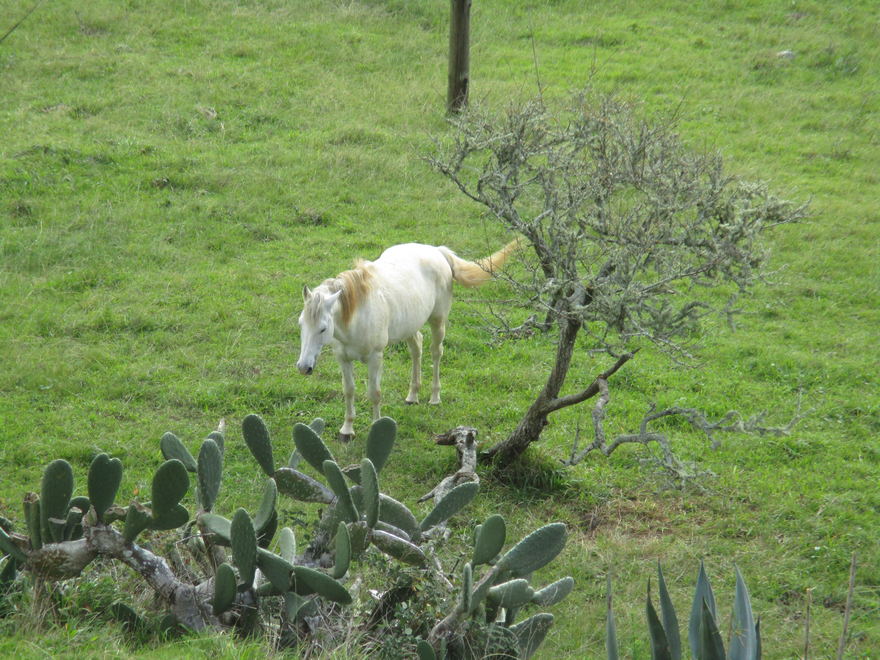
(543, 350), (637, 415)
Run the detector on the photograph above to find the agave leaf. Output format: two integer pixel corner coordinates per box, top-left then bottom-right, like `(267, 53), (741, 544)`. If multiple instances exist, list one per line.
(160, 432), (197, 472)
(689, 560), (718, 660)
(365, 417), (396, 474)
(510, 613), (554, 660)
(657, 562), (682, 660)
(293, 423), (335, 473)
(497, 522), (567, 577)
(729, 565), (758, 660)
(197, 439), (223, 512)
(473, 513), (506, 566)
(419, 481), (479, 532)
(647, 580), (673, 660)
(606, 573), (619, 660)
(698, 599), (726, 660)
(242, 414), (275, 477)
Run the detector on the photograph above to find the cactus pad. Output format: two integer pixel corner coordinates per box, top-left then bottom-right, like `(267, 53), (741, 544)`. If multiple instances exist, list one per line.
(231, 508), (258, 587)
(41, 459), (74, 543)
(293, 423), (335, 473)
(88, 453), (123, 523)
(160, 432), (197, 472)
(365, 417), (396, 474)
(197, 438), (223, 512)
(242, 414), (275, 477)
(213, 562), (237, 615)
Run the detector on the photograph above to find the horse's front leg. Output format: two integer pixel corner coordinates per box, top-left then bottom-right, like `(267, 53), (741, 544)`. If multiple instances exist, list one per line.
(366, 350), (384, 421)
(405, 331), (423, 404)
(339, 359), (356, 442)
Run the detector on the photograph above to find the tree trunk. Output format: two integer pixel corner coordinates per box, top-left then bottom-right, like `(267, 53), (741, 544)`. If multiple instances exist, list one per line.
(482, 314), (582, 464)
(447, 0), (471, 113)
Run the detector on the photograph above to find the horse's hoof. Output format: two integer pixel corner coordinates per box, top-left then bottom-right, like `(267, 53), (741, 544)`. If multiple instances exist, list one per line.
(338, 433), (353, 443)
(404, 400), (418, 406)
(429, 399), (441, 405)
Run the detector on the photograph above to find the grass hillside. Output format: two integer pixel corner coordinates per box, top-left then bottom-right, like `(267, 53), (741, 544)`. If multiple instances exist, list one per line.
(1, 0), (877, 657)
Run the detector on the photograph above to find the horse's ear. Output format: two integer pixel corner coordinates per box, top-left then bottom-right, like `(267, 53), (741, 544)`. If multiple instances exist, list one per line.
(324, 290), (342, 308)
(302, 284), (312, 301)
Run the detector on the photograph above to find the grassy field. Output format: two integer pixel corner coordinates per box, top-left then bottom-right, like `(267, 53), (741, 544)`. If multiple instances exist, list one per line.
(1, 0), (878, 657)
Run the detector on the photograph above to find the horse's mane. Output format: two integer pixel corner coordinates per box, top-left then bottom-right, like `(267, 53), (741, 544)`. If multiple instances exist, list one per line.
(321, 259), (373, 327)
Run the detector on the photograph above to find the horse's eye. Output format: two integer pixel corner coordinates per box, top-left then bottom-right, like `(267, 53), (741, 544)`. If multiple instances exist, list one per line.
(320, 327), (327, 334)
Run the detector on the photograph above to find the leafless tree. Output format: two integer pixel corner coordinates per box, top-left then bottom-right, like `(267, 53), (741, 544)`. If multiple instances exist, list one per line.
(427, 91), (808, 468)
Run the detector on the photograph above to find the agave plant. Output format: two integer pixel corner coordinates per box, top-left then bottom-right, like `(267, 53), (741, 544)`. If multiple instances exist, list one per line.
(606, 561), (760, 660)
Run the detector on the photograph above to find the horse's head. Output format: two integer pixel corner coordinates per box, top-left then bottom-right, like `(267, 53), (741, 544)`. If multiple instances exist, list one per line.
(296, 284), (341, 375)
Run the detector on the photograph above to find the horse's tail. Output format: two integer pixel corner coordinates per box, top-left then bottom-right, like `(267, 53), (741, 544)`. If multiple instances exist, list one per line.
(440, 236), (522, 288)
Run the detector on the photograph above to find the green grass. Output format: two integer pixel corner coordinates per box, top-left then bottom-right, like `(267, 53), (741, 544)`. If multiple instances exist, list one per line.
(1, 0), (878, 656)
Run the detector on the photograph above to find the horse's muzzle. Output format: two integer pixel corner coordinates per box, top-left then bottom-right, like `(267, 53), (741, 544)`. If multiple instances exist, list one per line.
(298, 365), (313, 375)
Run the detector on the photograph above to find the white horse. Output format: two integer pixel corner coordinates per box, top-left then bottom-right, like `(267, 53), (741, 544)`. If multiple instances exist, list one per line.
(296, 240), (519, 440)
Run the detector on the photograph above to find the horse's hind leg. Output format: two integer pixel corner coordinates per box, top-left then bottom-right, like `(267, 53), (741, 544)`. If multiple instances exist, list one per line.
(339, 359), (356, 442)
(405, 331), (423, 404)
(428, 317), (446, 405)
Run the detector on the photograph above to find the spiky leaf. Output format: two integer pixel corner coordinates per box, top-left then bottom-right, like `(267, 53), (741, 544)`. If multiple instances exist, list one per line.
(197, 439), (223, 512)
(231, 508), (258, 587)
(24, 493), (41, 550)
(510, 613), (554, 659)
(274, 467), (334, 503)
(647, 581), (673, 660)
(532, 576), (575, 607)
(689, 560), (718, 660)
(256, 548), (294, 593)
(488, 578), (535, 609)
(416, 639), (436, 660)
(365, 416), (396, 474)
(160, 432), (197, 472)
(254, 478), (278, 535)
(278, 526), (296, 562)
(124, 502), (151, 542)
(207, 430), (225, 455)
(150, 503), (189, 531)
(419, 481), (479, 532)
(309, 418), (326, 436)
(379, 494), (421, 542)
(213, 563), (237, 615)
(293, 423), (334, 473)
(370, 530), (427, 566)
(498, 522), (567, 577)
(698, 599), (726, 660)
(461, 563), (473, 613)
(332, 522), (351, 579)
(322, 460), (359, 523)
(360, 458), (380, 529)
(41, 459), (74, 543)
(473, 514), (506, 566)
(0, 528), (25, 563)
(607, 573), (619, 660)
(293, 566), (352, 604)
(729, 565), (758, 660)
(657, 562), (682, 660)
(199, 512), (231, 545)
(243, 414), (275, 477)
(151, 459), (189, 517)
(88, 454), (123, 523)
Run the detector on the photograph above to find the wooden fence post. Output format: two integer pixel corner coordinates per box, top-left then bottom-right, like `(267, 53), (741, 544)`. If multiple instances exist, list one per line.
(447, 0), (472, 113)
